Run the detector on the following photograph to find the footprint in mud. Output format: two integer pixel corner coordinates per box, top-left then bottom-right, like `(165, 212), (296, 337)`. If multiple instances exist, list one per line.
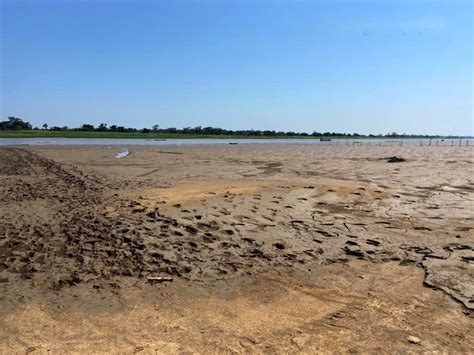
(235, 215), (251, 221)
(414, 226), (432, 231)
(185, 225), (199, 234)
(242, 237), (255, 244)
(197, 221), (220, 231)
(244, 248), (270, 260)
(366, 239), (381, 246)
(342, 244), (365, 258)
(273, 242), (287, 250)
(202, 233), (218, 243)
(221, 241), (240, 249)
(131, 206), (147, 213)
(188, 241), (199, 249)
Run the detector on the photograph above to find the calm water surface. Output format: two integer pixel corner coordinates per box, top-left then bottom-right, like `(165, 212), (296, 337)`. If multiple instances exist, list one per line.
(0, 137), (472, 146)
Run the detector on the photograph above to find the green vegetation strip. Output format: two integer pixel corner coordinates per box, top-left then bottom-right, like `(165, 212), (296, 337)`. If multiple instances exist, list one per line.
(0, 130), (366, 139)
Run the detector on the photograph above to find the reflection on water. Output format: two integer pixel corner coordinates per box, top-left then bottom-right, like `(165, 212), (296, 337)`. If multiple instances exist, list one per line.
(0, 137), (472, 146)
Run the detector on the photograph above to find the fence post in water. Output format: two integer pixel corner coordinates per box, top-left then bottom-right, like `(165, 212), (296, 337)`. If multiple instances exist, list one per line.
(436, 140), (439, 146)
(451, 140), (454, 146)
(429, 138), (432, 146)
(459, 138), (462, 146)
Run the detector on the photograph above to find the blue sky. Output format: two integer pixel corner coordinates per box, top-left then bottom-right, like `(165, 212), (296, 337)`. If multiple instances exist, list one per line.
(1, 0), (472, 135)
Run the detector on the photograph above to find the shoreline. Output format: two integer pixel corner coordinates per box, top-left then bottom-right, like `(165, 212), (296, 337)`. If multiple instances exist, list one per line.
(1, 137), (472, 148)
(0, 130), (471, 140)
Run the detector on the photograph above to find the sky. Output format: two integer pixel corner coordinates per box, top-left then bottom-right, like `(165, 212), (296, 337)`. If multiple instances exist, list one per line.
(1, 0), (472, 135)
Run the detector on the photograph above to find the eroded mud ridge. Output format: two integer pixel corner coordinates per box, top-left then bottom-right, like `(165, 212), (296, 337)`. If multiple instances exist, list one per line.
(0, 147), (473, 311)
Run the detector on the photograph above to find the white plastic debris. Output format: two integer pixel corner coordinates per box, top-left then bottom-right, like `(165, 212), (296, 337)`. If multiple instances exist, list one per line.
(407, 336), (421, 344)
(115, 149), (129, 159)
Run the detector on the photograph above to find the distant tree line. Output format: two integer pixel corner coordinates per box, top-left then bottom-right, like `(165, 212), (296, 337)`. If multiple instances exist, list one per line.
(0, 116), (464, 138)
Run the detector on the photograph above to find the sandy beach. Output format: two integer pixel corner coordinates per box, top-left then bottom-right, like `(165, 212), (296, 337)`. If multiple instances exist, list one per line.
(0, 144), (473, 352)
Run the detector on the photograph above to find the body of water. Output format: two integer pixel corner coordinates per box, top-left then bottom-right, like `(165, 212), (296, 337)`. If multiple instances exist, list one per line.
(0, 137), (472, 146)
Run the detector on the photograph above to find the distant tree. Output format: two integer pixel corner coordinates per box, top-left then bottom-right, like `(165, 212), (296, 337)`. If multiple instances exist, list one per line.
(152, 124), (159, 132)
(263, 130), (277, 136)
(97, 123), (108, 131)
(80, 124), (95, 131)
(0, 117), (32, 130)
(42, 123), (48, 130)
